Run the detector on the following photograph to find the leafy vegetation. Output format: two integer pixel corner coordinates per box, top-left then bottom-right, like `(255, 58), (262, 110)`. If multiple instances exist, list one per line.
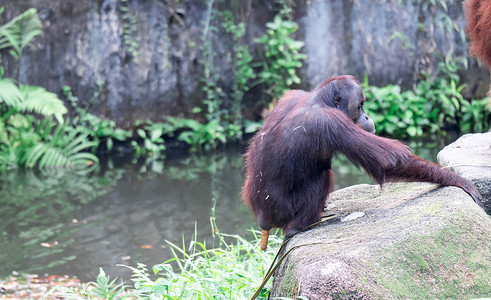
(389, 0), (468, 81)
(119, 0), (140, 59)
(1, 3), (489, 299)
(1, 4), (489, 165)
(222, 9), (255, 138)
(47, 227), (282, 299)
(373, 0), (489, 137)
(0, 7), (42, 60)
(255, 15), (306, 102)
(162, 0), (259, 152)
(63, 85), (132, 154)
(160, 0), (305, 151)
(363, 63), (490, 138)
(0, 8), (97, 171)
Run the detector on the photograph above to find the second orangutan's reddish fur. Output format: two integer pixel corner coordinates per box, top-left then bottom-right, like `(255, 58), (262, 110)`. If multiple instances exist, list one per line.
(464, 0), (491, 68)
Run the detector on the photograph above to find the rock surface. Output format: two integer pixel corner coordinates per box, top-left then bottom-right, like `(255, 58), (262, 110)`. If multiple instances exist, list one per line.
(2, 1), (489, 126)
(438, 132), (491, 213)
(269, 182), (491, 299)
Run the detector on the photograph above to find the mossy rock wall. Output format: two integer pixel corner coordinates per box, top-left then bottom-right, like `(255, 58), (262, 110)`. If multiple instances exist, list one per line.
(2, 0), (489, 127)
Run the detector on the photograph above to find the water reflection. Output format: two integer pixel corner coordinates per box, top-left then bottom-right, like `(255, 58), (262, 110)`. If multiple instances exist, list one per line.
(0, 134), (462, 281)
(0, 145), (254, 281)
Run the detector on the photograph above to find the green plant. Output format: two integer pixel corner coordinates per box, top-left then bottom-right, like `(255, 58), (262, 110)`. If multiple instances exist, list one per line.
(119, 0), (140, 59)
(1, 115), (99, 170)
(274, 0), (295, 21)
(459, 98), (490, 133)
(390, 0), (468, 81)
(222, 9), (255, 139)
(48, 228), (281, 299)
(191, 2), (260, 149)
(63, 85), (132, 153)
(1, 81), (67, 123)
(0, 8), (64, 122)
(363, 64), (490, 138)
(0, 7), (43, 60)
(132, 121), (169, 157)
(199, 1), (225, 125)
(123, 230), (280, 299)
(167, 116), (226, 152)
(0, 9), (98, 171)
(92, 268), (125, 299)
(255, 15), (307, 102)
(45, 268), (125, 299)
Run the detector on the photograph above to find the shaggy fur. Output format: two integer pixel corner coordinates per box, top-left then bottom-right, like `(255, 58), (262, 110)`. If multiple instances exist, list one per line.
(464, 0), (491, 68)
(242, 76), (483, 239)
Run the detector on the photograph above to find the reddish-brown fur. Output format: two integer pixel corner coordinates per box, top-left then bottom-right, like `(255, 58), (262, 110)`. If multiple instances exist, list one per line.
(464, 0), (491, 68)
(242, 76), (483, 238)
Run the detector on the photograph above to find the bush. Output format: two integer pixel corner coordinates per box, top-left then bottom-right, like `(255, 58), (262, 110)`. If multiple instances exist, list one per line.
(362, 64), (490, 138)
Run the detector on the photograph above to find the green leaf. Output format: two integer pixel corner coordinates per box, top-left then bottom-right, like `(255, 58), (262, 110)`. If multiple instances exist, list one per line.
(18, 85), (67, 123)
(407, 126), (417, 137)
(0, 8), (43, 59)
(137, 128), (146, 138)
(150, 128), (163, 141)
(0, 78), (22, 107)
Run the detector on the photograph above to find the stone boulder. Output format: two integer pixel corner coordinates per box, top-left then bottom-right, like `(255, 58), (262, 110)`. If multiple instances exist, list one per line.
(438, 132), (491, 213)
(269, 182), (491, 299)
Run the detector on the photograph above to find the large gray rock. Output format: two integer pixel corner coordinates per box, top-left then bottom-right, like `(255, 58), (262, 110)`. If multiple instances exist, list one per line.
(438, 132), (491, 213)
(270, 183), (491, 299)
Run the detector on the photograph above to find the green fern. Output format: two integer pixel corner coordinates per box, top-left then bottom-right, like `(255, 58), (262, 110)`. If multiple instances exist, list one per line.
(0, 80), (67, 123)
(0, 78), (22, 106)
(0, 120), (8, 145)
(0, 9), (92, 171)
(23, 125), (99, 169)
(0, 8), (43, 59)
(18, 85), (67, 123)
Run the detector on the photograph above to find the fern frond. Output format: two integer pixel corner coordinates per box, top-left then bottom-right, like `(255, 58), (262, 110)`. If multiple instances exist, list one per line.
(69, 152), (100, 165)
(35, 118), (56, 139)
(0, 8), (43, 59)
(0, 78), (22, 107)
(25, 143), (48, 167)
(38, 147), (69, 168)
(18, 85), (67, 123)
(23, 125), (98, 169)
(0, 121), (9, 145)
(25, 141), (98, 169)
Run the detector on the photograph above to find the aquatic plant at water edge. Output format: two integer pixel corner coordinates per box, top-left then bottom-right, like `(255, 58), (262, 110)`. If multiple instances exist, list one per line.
(63, 85), (132, 154)
(1, 118), (99, 169)
(47, 230), (282, 299)
(0, 8), (98, 171)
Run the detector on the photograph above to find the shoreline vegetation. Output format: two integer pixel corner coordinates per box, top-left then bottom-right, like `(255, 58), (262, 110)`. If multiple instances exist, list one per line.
(0, 7), (489, 173)
(1, 229), (284, 300)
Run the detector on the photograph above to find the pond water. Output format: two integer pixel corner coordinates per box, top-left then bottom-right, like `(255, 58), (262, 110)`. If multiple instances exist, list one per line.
(0, 135), (463, 282)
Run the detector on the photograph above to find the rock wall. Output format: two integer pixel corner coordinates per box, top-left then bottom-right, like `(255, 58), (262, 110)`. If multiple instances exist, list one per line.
(1, 0), (489, 127)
